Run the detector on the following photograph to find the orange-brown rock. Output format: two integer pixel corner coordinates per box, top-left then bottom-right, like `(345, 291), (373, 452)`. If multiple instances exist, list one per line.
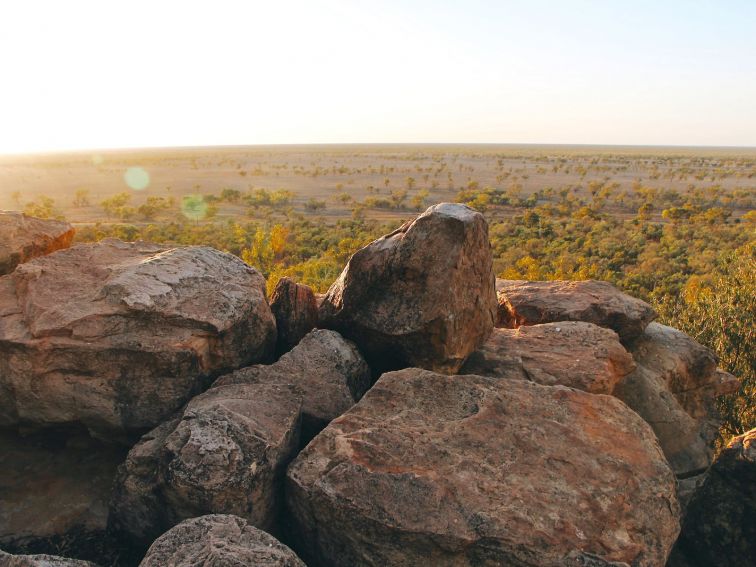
(214, 329), (371, 442)
(460, 322), (635, 394)
(496, 279), (656, 342)
(0, 212), (75, 275)
(670, 428), (756, 567)
(0, 239), (276, 441)
(269, 277), (318, 354)
(109, 382), (301, 552)
(286, 368), (680, 567)
(139, 515), (305, 567)
(614, 322), (740, 476)
(319, 203), (497, 374)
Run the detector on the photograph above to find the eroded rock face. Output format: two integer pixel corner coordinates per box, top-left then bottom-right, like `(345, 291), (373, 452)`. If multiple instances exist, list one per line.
(671, 428), (756, 567)
(0, 212), (75, 275)
(460, 322), (635, 394)
(0, 430), (125, 565)
(286, 368), (680, 567)
(270, 277), (318, 354)
(0, 239), (277, 441)
(109, 382), (301, 551)
(0, 550), (99, 566)
(319, 203), (497, 374)
(496, 279), (656, 342)
(614, 323), (739, 476)
(214, 329), (371, 442)
(139, 515), (305, 567)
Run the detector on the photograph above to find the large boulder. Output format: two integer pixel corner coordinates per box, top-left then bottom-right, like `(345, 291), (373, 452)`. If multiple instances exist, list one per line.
(0, 430), (125, 565)
(0, 239), (276, 441)
(214, 329), (371, 441)
(286, 368), (680, 567)
(139, 515), (305, 567)
(109, 382), (301, 551)
(671, 428), (756, 567)
(0, 550), (99, 567)
(319, 203), (497, 374)
(0, 212), (75, 275)
(496, 279), (657, 342)
(270, 277), (318, 354)
(614, 323), (739, 476)
(460, 322), (635, 394)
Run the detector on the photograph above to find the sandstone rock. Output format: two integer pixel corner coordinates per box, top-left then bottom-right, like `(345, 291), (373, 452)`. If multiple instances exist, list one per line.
(109, 382), (301, 551)
(614, 322), (739, 476)
(671, 428), (756, 567)
(496, 279), (656, 342)
(270, 277), (318, 354)
(139, 515), (305, 567)
(0, 430), (125, 565)
(0, 239), (276, 441)
(0, 550), (99, 566)
(460, 322), (635, 394)
(286, 368), (680, 567)
(319, 203), (497, 374)
(214, 329), (371, 441)
(0, 212), (75, 276)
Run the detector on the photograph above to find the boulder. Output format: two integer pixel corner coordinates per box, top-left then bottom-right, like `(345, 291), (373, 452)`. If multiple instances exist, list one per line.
(671, 428), (756, 567)
(0, 212), (75, 276)
(0, 430), (125, 565)
(139, 515), (305, 567)
(319, 203), (497, 374)
(0, 550), (99, 566)
(0, 239), (276, 441)
(495, 279), (656, 342)
(270, 277), (318, 354)
(614, 323), (740, 476)
(286, 368), (680, 567)
(109, 382), (301, 551)
(460, 322), (635, 394)
(214, 329), (371, 442)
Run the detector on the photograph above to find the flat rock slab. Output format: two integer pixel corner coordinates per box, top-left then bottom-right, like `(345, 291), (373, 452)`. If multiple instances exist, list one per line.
(671, 428), (756, 567)
(215, 329), (371, 441)
(0, 239), (276, 441)
(0, 430), (126, 564)
(109, 382), (302, 551)
(496, 279), (656, 342)
(320, 203), (497, 373)
(286, 368), (680, 567)
(0, 212), (75, 275)
(0, 550), (100, 566)
(460, 322), (635, 394)
(139, 515), (305, 567)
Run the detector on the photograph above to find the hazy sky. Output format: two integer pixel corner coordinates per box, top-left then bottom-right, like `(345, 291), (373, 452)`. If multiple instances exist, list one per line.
(1, 0), (754, 154)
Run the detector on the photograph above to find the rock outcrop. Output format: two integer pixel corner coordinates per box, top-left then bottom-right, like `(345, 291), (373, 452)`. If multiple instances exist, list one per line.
(0, 239), (276, 441)
(109, 382), (301, 551)
(319, 203), (497, 374)
(286, 368), (680, 567)
(214, 329), (371, 441)
(139, 515), (305, 567)
(614, 322), (739, 476)
(0, 212), (75, 276)
(0, 550), (99, 566)
(671, 428), (756, 567)
(460, 322), (635, 394)
(496, 279), (657, 342)
(270, 277), (318, 354)
(0, 430), (125, 565)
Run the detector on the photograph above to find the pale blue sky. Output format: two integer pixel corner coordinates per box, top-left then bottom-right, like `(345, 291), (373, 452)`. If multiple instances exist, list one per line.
(0, 0), (754, 153)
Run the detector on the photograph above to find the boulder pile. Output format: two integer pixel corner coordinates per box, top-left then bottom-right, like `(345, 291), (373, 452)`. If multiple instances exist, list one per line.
(0, 205), (747, 567)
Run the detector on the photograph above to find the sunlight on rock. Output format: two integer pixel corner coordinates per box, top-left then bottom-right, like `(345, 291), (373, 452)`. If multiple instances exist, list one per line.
(181, 194), (207, 220)
(124, 166), (150, 190)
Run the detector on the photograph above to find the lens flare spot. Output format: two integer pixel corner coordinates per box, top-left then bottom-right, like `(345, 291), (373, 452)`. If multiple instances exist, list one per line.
(181, 194), (208, 221)
(124, 167), (150, 191)
(91, 154), (104, 166)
